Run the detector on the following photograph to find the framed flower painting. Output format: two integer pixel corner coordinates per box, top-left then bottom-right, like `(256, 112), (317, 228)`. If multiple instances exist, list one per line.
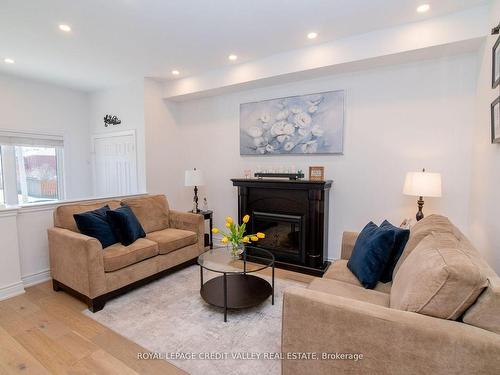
(239, 90), (345, 155)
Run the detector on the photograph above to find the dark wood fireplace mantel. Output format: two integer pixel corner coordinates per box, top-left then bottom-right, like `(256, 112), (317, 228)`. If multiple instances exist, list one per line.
(231, 178), (332, 276)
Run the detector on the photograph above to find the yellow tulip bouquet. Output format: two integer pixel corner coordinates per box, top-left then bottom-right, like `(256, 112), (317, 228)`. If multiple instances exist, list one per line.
(212, 215), (265, 258)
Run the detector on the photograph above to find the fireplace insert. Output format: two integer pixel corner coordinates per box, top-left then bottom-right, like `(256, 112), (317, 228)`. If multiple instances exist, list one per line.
(251, 211), (305, 264)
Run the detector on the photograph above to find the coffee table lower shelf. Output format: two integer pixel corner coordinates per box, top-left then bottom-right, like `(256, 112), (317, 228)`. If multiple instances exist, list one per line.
(200, 274), (273, 322)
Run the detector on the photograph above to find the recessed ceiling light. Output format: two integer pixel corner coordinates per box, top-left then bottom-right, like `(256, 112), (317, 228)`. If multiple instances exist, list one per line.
(307, 32), (318, 39)
(228, 54), (238, 61)
(59, 24), (71, 32)
(417, 4), (430, 13)
(4, 58), (14, 64)
(171, 70), (180, 76)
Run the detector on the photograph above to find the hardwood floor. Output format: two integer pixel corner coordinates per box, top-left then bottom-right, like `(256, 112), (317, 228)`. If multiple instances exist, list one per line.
(0, 268), (314, 375)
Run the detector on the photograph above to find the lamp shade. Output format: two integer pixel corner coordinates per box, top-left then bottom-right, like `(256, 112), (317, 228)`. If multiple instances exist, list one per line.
(185, 169), (205, 187)
(403, 171), (442, 197)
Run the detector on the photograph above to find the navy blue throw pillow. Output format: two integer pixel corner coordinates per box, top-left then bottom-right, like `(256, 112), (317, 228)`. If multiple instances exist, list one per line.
(379, 220), (410, 283)
(106, 205), (146, 246)
(73, 205), (118, 248)
(347, 222), (396, 289)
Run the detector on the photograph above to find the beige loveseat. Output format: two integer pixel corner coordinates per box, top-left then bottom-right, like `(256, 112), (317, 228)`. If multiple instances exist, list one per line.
(48, 195), (204, 312)
(282, 215), (500, 375)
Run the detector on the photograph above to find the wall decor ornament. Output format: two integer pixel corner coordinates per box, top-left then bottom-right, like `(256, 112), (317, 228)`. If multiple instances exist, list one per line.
(239, 90), (344, 155)
(104, 115), (122, 127)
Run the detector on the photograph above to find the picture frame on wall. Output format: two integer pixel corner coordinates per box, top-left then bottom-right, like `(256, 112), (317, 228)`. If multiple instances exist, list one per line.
(491, 96), (500, 144)
(492, 35), (500, 88)
(309, 166), (325, 181)
(239, 90), (345, 155)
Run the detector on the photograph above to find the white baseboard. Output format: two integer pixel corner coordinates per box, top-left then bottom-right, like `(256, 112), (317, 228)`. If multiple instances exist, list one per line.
(0, 281), (25, 301)
(22, 269), (51, 288)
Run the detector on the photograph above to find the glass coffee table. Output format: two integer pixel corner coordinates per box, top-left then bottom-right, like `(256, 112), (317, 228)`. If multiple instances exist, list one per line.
(197, 246), (275, 322)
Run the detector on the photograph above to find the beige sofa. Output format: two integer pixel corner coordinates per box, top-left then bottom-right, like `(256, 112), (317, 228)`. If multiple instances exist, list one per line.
(282, 215), (500, 375)
(48, 195), (204, 312)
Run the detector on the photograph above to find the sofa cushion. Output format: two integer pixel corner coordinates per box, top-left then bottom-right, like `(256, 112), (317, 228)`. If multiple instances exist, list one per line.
(146, 228), (198, 255)
(347, 221), (396, 289)
(308, 278), (390, 307)
(390, 232), (488, 320)
(106, 205), (146, 246)
(54, 200), (121, 232)
(324, 260), (392, 294)
(379, 220), (410, 283)
(121, 195), (170, 233)
(393, 214), (455, 278)
(463, 277), (500, 334)
(103, 238), (159, 272)
(73, 205), (118, 248)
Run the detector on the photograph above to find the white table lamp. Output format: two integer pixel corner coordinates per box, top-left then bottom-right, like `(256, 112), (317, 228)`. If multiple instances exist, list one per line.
(185, 168), (205, 213)
(403, 168), (442, 221)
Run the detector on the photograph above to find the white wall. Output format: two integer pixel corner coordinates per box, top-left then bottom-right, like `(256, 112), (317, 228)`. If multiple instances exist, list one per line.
(146, 53), (478, 261)
(469, 0), (500, 272)
(0, 73), (92, 199)
(144, 79), (183, 203)
(89, 79), (147, 193)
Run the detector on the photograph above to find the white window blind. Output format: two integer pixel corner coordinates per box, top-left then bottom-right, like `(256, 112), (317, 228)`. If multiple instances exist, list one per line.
(0, 130), (63, 147)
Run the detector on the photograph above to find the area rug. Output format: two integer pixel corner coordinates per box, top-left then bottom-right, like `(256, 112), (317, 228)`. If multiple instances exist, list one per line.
(84, 265), (306, 375)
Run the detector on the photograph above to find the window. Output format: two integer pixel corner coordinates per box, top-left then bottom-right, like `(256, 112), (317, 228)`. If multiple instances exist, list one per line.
(15, 146), (61, 204)
(0, 131), (64, 205)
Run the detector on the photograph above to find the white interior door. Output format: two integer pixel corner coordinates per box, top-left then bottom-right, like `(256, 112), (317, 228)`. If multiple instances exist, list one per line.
(92, 131), (138, 197)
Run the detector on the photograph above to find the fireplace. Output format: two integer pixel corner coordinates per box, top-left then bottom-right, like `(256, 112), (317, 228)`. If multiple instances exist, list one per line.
(232, 178), (332, 276)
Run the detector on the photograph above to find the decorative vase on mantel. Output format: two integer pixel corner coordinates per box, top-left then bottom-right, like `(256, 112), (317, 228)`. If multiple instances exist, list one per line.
(211, 215), (266, 259)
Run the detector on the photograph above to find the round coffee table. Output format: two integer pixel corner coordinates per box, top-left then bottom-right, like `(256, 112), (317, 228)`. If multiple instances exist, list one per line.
(197, 246), (275, 322)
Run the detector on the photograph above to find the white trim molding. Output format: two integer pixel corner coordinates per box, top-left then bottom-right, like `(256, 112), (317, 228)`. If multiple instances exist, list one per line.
(22, 269), (51, 288)
(0, 281), (25, 301)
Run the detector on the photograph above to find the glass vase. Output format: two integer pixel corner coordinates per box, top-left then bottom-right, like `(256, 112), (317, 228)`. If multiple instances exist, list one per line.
(230, 243), (244, 259)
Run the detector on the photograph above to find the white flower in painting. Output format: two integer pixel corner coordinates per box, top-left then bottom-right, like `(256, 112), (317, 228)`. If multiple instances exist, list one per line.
(257, 147), (266, 154)
(284, 142), (295, 151)
(265, 144), (275, 153)
(247, 126), (263, 138)
(283, 123), (295, 135)
(308, 105), (318, 114)
(301, 140), (318, 153)
(253, 137), (267, 147)
(311, 125), (324, 137)
(260, 113), (270, 123)
(290, 106), (301, 114)
(277, 135), (290, 143)
(294, 112), (312, 127)
(270, 121), (285, 136)
(276, 109), (289, 121)
(271, 121), (295, 136)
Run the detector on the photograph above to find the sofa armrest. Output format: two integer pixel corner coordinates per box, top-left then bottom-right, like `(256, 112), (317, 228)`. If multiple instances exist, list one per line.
(340, 231), (359, 260)
(47, 227), (106, 298)
(282, 287), (500, 375)
(169, 210), (205, 253)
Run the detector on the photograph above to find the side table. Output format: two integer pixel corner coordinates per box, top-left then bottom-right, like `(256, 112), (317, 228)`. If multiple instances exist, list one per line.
(189, 210), (213, 249)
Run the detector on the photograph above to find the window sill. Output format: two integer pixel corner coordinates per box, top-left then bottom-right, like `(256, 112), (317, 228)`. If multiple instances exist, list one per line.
(0, 192), (148, 214)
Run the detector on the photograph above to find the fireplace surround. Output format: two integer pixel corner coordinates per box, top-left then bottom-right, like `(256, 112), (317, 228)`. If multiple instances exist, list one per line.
(231, 178), (332, 276)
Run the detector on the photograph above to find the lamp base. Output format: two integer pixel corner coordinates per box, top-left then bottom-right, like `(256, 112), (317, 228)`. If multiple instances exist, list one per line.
(416, 196), (424, 221)
(193, 185), (199, 213)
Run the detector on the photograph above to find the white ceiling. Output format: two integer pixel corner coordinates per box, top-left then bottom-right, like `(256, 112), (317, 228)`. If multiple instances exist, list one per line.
(0, 0), (488, 92)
